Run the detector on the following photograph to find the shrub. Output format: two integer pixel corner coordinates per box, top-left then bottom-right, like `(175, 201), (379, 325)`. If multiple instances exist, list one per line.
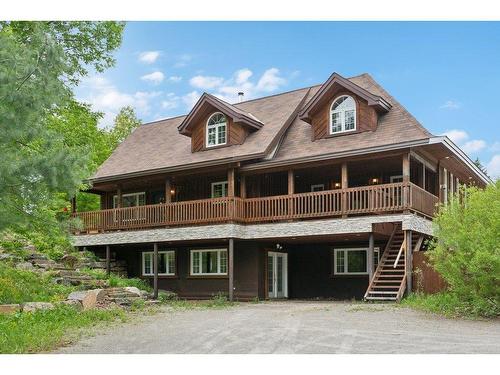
(424, 181), (500, 317)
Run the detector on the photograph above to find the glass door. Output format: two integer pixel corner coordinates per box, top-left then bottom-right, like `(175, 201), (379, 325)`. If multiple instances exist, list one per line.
(267, 252), (288, 299)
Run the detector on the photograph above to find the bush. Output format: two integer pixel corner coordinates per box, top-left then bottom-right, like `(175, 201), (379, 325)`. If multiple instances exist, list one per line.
(0, 262), (77, 304)
(424, 181), (500, 317)
(78, 268), (152, 292)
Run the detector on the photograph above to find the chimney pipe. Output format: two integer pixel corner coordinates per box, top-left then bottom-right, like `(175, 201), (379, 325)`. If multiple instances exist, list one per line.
(238, 91), (244, 103)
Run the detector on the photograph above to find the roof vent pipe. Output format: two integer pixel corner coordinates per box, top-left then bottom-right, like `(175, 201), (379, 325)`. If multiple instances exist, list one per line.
(238, 91), (244, 103)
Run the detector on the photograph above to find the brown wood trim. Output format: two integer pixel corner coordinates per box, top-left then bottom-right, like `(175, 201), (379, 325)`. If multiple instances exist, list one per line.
(186, 275), (229, 279)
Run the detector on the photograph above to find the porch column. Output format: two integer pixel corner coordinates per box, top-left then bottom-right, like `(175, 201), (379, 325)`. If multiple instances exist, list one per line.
(165, 178), (172, 203)
(341, 162), (348, 217)
(405, 230), (413, 294)
(227, 168), (235, 198)
(368, 232), (375, 281)
(116, 186), (123, 208)
(422, 162), (426, 190)
(402, 153), (411, 211)
(240, 175), (246, 198)
(153, 243), (159, 299)
(287, 169), (294, 194)
(70, 196), (77, 214)
(105, 245), (111, 276)
(228, 238), (234, 301)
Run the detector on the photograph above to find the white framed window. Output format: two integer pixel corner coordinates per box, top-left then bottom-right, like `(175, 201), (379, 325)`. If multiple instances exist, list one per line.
(211, 181), (228, 198)
(333, 247), (380, 275)
(190, 249), (228, 276)
(206, 112), (227, 147)
(390, 175), (404, 183)
(142, 250), (176, 276)
(311, 184), (325, 192)
(330, 95), (356, 134)
(113, 192), (146, 208)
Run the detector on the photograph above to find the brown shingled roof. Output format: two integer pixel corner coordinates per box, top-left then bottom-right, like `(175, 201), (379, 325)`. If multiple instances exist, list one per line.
(91, 73), (433, 182)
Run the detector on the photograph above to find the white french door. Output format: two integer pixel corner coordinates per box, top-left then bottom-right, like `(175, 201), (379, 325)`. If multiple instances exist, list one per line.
(267, 252), (288, 299)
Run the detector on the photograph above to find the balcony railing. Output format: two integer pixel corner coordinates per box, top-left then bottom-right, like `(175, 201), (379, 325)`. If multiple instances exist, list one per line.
(71, 182), (438, 234)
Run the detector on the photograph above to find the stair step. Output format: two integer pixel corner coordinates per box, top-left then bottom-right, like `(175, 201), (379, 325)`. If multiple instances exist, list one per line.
(365, 296), (397, 301)
(367, 291), (398, 295)
(373, 280), (403, 284)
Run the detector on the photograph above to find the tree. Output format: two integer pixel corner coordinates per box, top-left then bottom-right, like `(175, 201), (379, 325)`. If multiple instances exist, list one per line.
(473, 157), (489, 178)
(0, 22), (124, 232)
(427, 181), (500, 316)
(109, 106), (142, 148)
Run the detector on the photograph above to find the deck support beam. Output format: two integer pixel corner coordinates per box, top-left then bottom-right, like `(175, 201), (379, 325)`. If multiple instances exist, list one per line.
(105, 245), (111, 276)
(405, 230), (413, 294)
(228, 238), (234, 301)
(240, 175), (246, 198)
(165, 178), (172, 203)
(341, 162), (348, 217)
(153, 242), (159, 299)
(368, 232), (374, 281)
(228, 168), (235, 198)
(288, 169), (294, 195)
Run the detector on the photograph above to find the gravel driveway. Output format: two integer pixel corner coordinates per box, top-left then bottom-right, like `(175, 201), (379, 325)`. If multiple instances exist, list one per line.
(57, 301), (500, 354)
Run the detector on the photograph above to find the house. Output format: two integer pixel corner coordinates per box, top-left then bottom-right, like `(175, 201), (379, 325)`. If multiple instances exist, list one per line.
(71, 72), (489, 302)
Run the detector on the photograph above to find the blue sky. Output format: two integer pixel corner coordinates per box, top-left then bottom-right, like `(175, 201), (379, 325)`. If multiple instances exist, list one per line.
(76, 21), (500, 177)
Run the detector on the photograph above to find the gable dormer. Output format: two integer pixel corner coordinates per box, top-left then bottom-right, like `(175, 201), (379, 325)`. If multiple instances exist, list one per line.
(299, 73), (391, 141)
(178, 93), (264, 152)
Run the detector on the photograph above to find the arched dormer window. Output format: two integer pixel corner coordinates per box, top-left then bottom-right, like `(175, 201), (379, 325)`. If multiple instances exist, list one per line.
(330, 95), (356, 134)
(206, 112), (227, 147)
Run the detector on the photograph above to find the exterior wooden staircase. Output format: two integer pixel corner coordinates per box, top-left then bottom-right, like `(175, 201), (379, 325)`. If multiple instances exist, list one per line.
(364, 224), (424, 302)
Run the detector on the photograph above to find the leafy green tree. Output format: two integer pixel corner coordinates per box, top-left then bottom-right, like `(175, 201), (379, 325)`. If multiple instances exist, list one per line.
(427, 181), (500, 316)
(108, 106), (142, 148)
(0, 21), (124, 242)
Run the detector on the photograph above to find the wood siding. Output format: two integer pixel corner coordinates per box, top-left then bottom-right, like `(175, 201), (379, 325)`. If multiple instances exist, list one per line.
(412, 251), (447, 294)
(310, 90), (378, 141)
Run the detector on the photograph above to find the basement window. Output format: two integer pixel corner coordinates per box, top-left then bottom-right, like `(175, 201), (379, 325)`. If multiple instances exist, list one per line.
(206, 112), (227, 147)
(190, 249), (228, 276)
(333, 247), (379, 275)
(142, 251), (175, 276)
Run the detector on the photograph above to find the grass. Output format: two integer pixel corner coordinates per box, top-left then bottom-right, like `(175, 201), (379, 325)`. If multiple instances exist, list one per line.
(0, 305), (127, 353)
(164, 293), (237, 310)
(79, 268), (152, 292)
(0, 262), (77, 304)
(402, 292), (500, 319)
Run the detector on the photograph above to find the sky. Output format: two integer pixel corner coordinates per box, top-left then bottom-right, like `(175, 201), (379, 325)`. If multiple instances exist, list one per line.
(75, 22), (500, 178)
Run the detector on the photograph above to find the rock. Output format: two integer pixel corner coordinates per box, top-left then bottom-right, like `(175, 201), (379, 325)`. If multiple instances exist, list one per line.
(67, 289), (106, 310)
(0, 253), (12, 261)
(0, 304), (21, 314)
(144, 300), (161, 306)
(124, 286), (142, 297)
(16, 262), (34, 270)
(22, 244), (37, 253)
(22, 302), (54, 312)
(59, 299), (83, 311)
(61, 254), (78, 268)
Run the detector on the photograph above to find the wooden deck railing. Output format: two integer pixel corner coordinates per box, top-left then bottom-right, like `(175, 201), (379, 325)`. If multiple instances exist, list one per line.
(71, 182), (438, 234)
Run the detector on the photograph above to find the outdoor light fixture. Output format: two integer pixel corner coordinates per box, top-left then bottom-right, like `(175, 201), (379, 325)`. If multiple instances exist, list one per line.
(334, 182), (341, 188)
(276, 243), (283, 250)
(170, 189), (175, 195)
(370, 178), (380, 184)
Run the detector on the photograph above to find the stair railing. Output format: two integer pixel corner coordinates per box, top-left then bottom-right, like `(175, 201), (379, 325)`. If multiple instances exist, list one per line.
(393, 238), (406, 268)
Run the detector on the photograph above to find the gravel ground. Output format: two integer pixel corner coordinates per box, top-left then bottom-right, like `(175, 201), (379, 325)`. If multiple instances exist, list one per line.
(57, 301), (500, 354)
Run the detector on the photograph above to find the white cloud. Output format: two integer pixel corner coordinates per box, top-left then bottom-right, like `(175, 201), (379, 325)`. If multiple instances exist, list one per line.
(256, 68), (287, 92)
(141, 71), (165, 84)
(187, 67), (288, 104)
(168, 76), (182, 83)
(442, 129), (469, 144)
(486, 154), (500, 179)
(78, 75), (161, 128)
(190, 75), (224, 89)
(174, 54), (192, 68)
(138, 51), (161, 64)
(161, 93), (180, 110)
(440, 100), (461, 110)
(490, 141), (500, 152)
(182, 91), (201, 108)
(462, 139), (487, 154)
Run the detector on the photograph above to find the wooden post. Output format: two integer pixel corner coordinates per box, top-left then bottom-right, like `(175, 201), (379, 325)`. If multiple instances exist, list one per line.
(116, 187), (123, 208)
(422, 163), (426, 190)
(165, 178), (172, 203)
(341, 162), (348, 217)
(153, 243), (158, 299)
(228, 238), (234, 301)
(105, 245), (111, 276)
(287, 170), (294, 195)
(368, 232), (374, 281)
(402, 153), (411, 211)
(405, 230), (413, 294)
(227, 168), (235, 198)
(70, 196), (77, 214)
(240, 175), (246, 198)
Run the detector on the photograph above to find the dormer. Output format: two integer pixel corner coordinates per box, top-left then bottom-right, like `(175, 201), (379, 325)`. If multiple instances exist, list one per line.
(178, 93), (264, 152)
(299, 73), (391, 141)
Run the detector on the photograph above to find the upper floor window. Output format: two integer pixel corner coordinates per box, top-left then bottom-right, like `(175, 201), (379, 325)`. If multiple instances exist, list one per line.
(330, 95), (356, 134)
(206, 112), (227, 147)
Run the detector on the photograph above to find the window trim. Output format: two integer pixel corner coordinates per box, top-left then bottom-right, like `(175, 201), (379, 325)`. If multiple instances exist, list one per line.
(206, 112), (228, 148)
(142, 250), (176, 276)
(333, 247), (380, 275)
(329, 95), (357, 135)
(113, 191), (146, 208)
(211, 181), (228, 198)
(390, 175), (404, 183)
(311, 184), (325, 192)
(190, 248), (228, 276)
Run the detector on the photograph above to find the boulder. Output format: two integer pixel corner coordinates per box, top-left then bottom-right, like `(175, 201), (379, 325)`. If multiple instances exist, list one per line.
(0, 304), (21, 314)
(67, 289), (106, 310)
(67, 290), (87, 301)
(61, 254), (78, 268)
(16, 262), (34, 270)
(22, 302), (54, 312)
(124, 286), (142, 297)
(0, 253), (13, 261)
(59, 299), (83, 311)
